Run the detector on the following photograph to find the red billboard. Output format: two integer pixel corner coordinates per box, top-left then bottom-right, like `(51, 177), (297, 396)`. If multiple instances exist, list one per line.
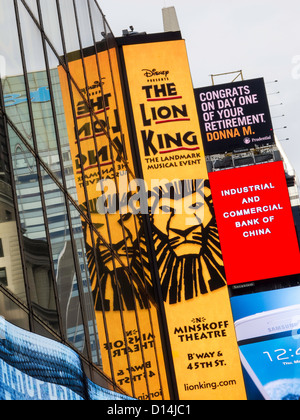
(209, 161), (300, 285)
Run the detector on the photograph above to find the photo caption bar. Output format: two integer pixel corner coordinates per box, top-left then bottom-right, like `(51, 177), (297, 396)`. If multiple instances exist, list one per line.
(106, 402), (191, 418)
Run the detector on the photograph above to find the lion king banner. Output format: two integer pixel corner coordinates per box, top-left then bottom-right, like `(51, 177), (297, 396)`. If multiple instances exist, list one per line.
(122, 37), (246, 400)
(58, 45), (169, 400)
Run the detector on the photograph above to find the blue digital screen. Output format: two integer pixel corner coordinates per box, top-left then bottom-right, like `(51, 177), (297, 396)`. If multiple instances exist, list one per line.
(0, 317), (133, 401)
(0, 358), (82, 400)
(240, 330), (300, 400)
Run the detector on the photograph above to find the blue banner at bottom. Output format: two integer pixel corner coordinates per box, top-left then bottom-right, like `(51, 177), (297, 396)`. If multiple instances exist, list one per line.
(0, 318), (133, 401)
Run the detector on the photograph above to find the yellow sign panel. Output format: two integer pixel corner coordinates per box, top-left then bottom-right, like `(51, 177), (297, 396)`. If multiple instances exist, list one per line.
(58, 47), (169, 400)
(123, 39), (246, 400)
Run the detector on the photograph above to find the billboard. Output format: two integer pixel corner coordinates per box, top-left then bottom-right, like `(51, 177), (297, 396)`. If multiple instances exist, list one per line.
(231, 286), (300, 400)
(209, 161), (300, 285)
(122, 38), (246, 400)
(0, 317), (132, 401)
(58, 47), (170, 400)
(195, 78), (275, 155)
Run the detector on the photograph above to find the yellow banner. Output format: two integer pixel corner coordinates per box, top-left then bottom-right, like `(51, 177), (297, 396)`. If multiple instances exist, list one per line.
(58, 47), (169, 400)
(123, 39), (246, 400)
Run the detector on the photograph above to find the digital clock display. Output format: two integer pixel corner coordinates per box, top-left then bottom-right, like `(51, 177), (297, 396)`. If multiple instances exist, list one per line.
(240, 330), (300, 400)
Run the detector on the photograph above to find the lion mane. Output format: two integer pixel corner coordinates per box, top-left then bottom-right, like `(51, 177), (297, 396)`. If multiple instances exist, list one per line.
(146, 180), (226, 305)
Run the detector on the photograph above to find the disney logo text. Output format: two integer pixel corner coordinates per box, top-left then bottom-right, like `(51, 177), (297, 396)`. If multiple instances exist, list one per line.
(142, 68), (170, 78)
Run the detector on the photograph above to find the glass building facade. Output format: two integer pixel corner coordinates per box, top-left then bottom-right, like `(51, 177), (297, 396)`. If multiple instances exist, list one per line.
(0, 0), (167, 400)
(2, 1), (299, 402)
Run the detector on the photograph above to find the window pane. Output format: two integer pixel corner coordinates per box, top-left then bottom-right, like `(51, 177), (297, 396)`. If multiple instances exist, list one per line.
(0, 267), (7, 287)
(68, 201), (102, 364)
(41, 167), (89, 357)
(0, 291), (29, 331)
(8, 126), (59, 332)
(0, 119), (26, 304)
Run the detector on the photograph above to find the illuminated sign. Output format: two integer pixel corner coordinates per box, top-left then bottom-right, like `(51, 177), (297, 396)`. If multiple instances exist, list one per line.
(231, 286), (300, 400)
(195, 78), (275, 155)
(122, 38), (246, 400)
(0, 318), (132, 401)
(209, 161), (300, 285)
(123, 43), (206, 179)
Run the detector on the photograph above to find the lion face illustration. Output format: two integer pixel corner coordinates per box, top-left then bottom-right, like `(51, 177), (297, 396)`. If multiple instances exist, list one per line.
(80, 197), (152, 312)
(82, 198), (135, 271)
(151, 187), (212, 258)
(149, 179), (226, 304)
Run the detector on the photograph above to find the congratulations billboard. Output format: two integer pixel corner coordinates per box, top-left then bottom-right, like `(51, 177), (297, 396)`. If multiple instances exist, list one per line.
(195, 78), (275, 155)
(209, 161), (300, 285)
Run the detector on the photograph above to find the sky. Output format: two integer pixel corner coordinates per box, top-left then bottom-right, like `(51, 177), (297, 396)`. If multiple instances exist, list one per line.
(98, 0), (300, 180)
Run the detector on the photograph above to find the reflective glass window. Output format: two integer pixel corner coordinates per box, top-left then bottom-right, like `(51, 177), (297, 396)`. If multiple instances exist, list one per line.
(8, 126), (59, 332)
(0, 290), (29, 331)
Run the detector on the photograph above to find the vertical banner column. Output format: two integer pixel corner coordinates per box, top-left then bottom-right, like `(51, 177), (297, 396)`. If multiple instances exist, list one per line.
(122, 38), (246, 400)
(58, 47), (169, 400)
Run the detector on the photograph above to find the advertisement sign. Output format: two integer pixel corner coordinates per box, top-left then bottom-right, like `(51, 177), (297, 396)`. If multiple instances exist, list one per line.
(58, 47), (169, 400)
(195, 78), (275, 155)
(209, 161), (300, 285)
(122, 38), (246, 400)
(231, 286), (300, 400)
(0, 317), (132, 401)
